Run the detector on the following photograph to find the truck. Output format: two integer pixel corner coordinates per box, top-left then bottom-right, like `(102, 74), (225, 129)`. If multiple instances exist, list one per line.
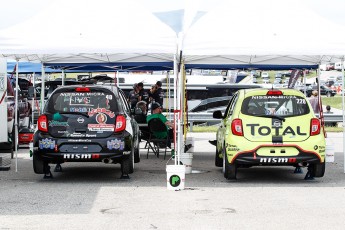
(0, 76), (32, 157)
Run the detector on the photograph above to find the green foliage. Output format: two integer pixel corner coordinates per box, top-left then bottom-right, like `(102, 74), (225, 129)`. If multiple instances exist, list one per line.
(321, 96), (343, 110)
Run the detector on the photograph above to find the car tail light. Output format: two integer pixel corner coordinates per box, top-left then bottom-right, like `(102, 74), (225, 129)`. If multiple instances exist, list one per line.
(115, 115), (126, 132)
(75, 87), (90, 92)
(310, 118), (320, 136)
(38, 115), (48, 132)
(267, 90), (283, 95)
(231, 119), (243, 136)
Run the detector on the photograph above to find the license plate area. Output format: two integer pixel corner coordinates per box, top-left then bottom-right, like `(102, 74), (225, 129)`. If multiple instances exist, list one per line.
(59, 144), (102, 153)
(256, 147), (299, 156)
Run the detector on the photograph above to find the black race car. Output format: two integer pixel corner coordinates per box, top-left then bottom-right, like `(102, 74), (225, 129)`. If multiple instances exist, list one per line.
(32, 85), (140, 178)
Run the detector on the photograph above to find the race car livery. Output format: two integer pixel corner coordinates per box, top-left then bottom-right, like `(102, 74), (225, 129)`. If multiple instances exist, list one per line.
(213, 88), (326, 180)
(32, 85), (140, 177)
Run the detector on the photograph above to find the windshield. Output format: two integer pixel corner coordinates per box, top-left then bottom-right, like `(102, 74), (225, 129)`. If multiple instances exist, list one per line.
(45, 88), (119, 114)
(241, 95), (310, 117)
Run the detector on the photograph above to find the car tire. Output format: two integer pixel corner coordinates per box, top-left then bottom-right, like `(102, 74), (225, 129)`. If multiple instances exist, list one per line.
(215, 146), (222, 167)
(33, 153), (46, 174)
(121, 147), (134, 175)
(134, 139), (140, 163)
(310, 161), (325, 178)
(326, 92), (331, 97)
(10, 123), (18, 159)
(222, 146), (237, 180)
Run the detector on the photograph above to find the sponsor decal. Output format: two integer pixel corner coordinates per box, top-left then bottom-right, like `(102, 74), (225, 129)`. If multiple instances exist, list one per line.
(260, 158), (296, 163)
(252, 95), (297, 100)
(88, 124), (114, 132)
(58, 130), (69, 134)
(246, 124), (307, 136)
(228, 147), (240, 151)
(77, 117), (85, 123)
(88, 108), (115, 118)
(107, 139), (125, 150)
(67, 139), (92, 142)
(169, 175), (181, 187)
(273, 120), (282, 127)
(60, 92), (105, 97)
(63, 153), (100, 159)
(39, 138), (56, 149)
(96, 113), (107, 124)
(70, 107), (88, 112)
(49, 120), (69, 127)
(69, 133), (85, 138)
(52, 113), (64, 121)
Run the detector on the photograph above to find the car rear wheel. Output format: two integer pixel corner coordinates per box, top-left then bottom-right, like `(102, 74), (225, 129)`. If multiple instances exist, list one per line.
(215, 146), (222, 167)
(134, 145), (140, 163)
(222, 146), (237, 180)
(33, 153), (47, 174)
(121, 147), (134, 175)
(326, 92), (331, 97)
(10, 123), (18, 159)
(310, 161), (325, 177)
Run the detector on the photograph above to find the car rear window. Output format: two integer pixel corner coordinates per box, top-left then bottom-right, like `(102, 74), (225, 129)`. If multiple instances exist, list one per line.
(46, 87), (119, 114)
(241, 95), (310, 117)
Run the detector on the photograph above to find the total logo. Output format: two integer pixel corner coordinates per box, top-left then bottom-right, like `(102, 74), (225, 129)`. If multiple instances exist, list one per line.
(63, 154), (100, 159)
(260, 157), (297, 163)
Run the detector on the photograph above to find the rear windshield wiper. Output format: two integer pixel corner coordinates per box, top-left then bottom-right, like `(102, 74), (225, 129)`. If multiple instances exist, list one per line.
(58, 111), (90, 118)
(256, 114), (286, 121)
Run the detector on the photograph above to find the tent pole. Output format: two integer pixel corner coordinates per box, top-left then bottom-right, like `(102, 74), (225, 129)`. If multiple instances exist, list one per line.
(40, 63), (45, 114)
(15, 59), (19, 172)
(173, 54), (178, 165)
(62, 68), (65, 86)
(341, 56), (345, 173)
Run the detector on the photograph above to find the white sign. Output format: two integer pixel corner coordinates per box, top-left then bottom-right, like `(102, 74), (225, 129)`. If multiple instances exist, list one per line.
(0, 59), (7, 142)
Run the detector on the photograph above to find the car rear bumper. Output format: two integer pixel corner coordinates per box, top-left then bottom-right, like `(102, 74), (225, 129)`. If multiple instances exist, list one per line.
(231, 144), (323, 165)
(33, 131), (133, 163)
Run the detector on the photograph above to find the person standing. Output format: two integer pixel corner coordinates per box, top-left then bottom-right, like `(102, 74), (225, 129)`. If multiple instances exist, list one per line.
(137, 82), (145, 102)
(309, 90), (320, 114)
(152, 81), (164, 108)
(128, 83), (140, 109)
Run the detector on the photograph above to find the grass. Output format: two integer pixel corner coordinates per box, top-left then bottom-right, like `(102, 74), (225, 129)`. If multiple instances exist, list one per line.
(321, 95), (344, 110)
(191, 125), (343, 133)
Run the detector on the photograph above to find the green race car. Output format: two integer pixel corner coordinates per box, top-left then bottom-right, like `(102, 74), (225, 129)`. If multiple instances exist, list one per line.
(213, 88), (326, 180)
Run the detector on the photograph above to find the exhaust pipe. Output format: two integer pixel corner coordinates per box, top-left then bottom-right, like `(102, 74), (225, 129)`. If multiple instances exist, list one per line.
(102, 158), (113, 164)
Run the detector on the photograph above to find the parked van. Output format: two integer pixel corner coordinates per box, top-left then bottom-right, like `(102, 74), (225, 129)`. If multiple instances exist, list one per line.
(334, 61), (345, 71)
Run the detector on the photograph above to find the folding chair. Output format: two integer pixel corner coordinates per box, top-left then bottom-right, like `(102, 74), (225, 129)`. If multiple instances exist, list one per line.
(146, 118), (173, 159)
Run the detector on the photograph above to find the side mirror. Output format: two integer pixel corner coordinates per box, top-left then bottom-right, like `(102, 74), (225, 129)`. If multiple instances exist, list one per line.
(213, 110), (223, 119)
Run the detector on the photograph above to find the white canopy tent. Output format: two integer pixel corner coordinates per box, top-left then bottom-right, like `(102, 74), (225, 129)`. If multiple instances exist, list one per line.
(1, 0), (345, 171)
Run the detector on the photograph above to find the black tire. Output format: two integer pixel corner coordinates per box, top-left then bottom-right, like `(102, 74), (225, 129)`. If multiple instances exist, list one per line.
(33, 153), (46, 174)
(134, 139), (140, 163)
(326, 92), (331, 97)
(223, 146), (237, 180)
(310, 161), (326, 178)
(121, 148), (134, 175)
(215, 146), (222, 167)
(10, 123), (17, 159)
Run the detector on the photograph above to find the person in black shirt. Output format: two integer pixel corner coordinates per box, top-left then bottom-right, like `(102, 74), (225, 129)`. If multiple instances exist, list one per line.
(152, 81), (164, 107)
(128, 83), (140, 109)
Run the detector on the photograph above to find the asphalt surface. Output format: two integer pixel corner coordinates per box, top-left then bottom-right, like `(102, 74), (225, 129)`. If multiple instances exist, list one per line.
(0, 132), (345, 230)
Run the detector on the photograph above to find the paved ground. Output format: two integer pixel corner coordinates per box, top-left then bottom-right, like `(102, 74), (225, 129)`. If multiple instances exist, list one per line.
(0, 132), (345, 229)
